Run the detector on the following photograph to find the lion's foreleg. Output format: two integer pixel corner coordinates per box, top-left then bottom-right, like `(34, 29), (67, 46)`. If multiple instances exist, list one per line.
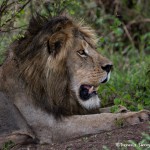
(52, 111), (150, 143)
(15, 98), (149, 144)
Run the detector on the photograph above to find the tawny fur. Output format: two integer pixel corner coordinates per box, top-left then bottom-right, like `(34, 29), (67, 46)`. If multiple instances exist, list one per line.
(0, 15), (149, 145)
(8, 15), (102, 117)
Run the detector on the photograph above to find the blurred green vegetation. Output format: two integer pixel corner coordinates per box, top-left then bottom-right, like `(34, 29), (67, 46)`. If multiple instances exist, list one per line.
(129, 132), (150, 150)
(0, 0), (150, 111)
(2, 140), (14, 150)
(103, 131), (150, 150)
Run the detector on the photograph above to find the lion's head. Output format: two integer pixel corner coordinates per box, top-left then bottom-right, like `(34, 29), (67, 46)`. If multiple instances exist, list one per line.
(14, 15), (112, 117)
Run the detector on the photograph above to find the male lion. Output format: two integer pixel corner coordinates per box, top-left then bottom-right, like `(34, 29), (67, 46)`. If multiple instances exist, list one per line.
(0, 15), (149, 145)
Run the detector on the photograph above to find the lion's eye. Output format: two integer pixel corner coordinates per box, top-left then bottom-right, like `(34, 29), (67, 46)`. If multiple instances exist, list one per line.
(77, 50), (88, 58)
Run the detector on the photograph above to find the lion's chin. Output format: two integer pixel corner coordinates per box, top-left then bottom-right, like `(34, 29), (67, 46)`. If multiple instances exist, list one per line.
(77, 95), (100, 110)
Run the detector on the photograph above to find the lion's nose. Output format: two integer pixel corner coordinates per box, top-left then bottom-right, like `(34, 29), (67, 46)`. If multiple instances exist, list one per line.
(101, 64), (113, 73)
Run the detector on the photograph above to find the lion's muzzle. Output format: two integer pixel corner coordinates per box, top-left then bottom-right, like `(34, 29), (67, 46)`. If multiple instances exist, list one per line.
(100, 64), (113, 83)
(101, 64), (113, 73)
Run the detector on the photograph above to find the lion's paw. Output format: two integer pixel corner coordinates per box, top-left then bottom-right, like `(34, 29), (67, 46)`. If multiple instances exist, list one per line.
(127, 110), (150, 125)
(115, 110), (150, 127)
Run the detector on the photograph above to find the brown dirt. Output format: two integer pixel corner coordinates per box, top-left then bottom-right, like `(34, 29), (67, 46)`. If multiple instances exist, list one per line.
(12, 122), (150, 150)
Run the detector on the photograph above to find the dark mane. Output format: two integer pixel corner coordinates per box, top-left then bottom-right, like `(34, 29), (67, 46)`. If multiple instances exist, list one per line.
(12, 15), (97, 118)
(27, 15), (71, 37)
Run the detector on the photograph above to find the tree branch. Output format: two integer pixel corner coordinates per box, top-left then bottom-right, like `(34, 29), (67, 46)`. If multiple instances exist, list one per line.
(1, 0), (30, 28)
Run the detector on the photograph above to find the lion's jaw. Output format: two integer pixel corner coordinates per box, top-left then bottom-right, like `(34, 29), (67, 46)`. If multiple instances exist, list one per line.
(71, 80), (101, 110)
(71, 72), (111, 110)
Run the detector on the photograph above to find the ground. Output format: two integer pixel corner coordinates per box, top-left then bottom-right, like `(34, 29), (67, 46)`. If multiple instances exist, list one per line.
(11, 122), (149, 150)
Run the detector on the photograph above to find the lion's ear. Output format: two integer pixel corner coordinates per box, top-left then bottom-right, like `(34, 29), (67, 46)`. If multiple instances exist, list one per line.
(47, 33), (67, 57)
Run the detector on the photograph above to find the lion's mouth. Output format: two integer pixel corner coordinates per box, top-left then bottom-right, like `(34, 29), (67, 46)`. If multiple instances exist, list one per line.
(79, 85), (98, 101)
(79, 73), (111, 101)
(101, 77), (108, 83)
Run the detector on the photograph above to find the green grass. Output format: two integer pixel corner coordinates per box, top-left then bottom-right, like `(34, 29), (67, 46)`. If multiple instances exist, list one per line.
(98, 49), (150, 111)
(129, 132), (150, 150)
(103, 131), (150, 150)
(2, 140), (15, 150)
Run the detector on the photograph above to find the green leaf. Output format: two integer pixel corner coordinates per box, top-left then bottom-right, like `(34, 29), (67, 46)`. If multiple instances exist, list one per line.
(114, 98), (121, 105)
(137, 104), (144, 110)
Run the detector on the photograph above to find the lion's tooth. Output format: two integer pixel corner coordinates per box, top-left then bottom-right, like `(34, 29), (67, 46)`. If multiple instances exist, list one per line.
(89, 86), (94, 93)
